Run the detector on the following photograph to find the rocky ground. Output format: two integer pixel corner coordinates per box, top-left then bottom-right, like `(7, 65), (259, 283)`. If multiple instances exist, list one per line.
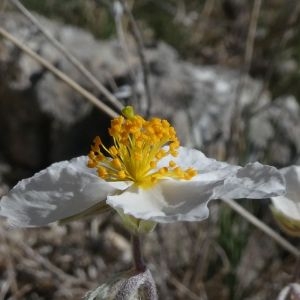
(0, 10), (300, 300)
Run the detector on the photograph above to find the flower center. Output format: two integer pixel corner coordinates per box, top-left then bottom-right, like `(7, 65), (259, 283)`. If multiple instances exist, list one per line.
(87, 106), (197, 188)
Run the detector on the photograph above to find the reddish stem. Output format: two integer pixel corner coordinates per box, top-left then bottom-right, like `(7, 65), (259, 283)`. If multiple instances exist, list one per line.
(132, 234), (146, 273)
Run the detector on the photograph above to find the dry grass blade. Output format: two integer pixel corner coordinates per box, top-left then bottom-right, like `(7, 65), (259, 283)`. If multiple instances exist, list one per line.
(9, 0), (124, 112)
(0, 223), (87, 286)
(0, 27), (118, 118)
(19, 240), (85, 285)
(0, 227), (18, 297)
(227, 0), (263, 159)
(222, 198), (300, 258)
(168, 275), (206, 300)
(113, 1), (139, 106)
(120, 0), (153, 117)
(244, 0), (263, 68)
(0, 220), (93, 299)
(0, 0), (8, 12)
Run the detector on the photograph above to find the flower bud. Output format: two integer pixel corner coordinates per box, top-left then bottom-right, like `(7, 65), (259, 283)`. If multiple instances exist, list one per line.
(277, 283), (300, 300)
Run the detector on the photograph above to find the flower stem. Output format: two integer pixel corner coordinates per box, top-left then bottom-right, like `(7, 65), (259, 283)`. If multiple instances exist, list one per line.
(131, 234), (146, 273)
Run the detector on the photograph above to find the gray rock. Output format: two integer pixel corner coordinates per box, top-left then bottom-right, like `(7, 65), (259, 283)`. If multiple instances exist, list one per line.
(249, 96), (300, 165)
(0, 11), (299, 176)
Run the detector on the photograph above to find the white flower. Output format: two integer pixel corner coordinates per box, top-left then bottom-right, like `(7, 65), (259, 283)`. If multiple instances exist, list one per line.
(0, 107), (285, 227)
(271, 165), (300, 236)
(277, 283), (300, 300)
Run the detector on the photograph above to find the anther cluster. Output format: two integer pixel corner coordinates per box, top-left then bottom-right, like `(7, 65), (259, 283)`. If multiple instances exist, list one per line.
(88, 107), (197, 188)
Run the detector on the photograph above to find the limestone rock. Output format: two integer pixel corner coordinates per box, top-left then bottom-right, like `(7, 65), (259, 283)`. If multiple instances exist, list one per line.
(0, 11), (299, 178)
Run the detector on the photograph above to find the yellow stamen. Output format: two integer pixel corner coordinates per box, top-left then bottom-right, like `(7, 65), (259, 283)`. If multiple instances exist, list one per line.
(87, 106), (197, 188)
(169, 160), (176, 168)
(112, 158), (122, 169)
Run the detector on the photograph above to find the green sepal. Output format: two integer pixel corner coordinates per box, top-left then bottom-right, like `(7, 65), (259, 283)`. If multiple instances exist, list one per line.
(116, 209), (156, 235)
(122, 106), (135, 119)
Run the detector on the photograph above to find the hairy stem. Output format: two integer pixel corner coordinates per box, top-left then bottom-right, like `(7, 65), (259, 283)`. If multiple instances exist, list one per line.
(132, 234), (146, 273)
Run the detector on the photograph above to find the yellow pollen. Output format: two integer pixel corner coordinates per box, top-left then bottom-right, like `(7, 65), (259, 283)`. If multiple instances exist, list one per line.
(87, 160), (96, 168)
(87, 106), (197, 188)
(169, 160), (176, 168)
(150, 161), (157, 168)
(97, 166), (107, 178)
(93, 136), (101, 146)
(159, 167), (168, 175)
(112, 158), (122, 169)
(118, 170), (126, 179)
(109, 146), (118, 156)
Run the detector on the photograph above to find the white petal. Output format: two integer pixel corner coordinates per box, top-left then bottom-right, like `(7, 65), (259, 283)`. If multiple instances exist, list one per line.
(158, 146), (229, 171)
(271, 196), (300, 221)
(214, 162), (285, 199)
(280, 166), (300, 202)
(172, 147), (285, 198)
(271, 165), (300, 220)
(0, 156), (123, 227)
(108, 153), (285, 223)
(107, 183), (210, 223)
(164, 147), (285, 198)
(277, 283), (300, 300)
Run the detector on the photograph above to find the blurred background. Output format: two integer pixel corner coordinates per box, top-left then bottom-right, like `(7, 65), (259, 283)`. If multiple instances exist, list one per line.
(0, 0), (299, 299)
